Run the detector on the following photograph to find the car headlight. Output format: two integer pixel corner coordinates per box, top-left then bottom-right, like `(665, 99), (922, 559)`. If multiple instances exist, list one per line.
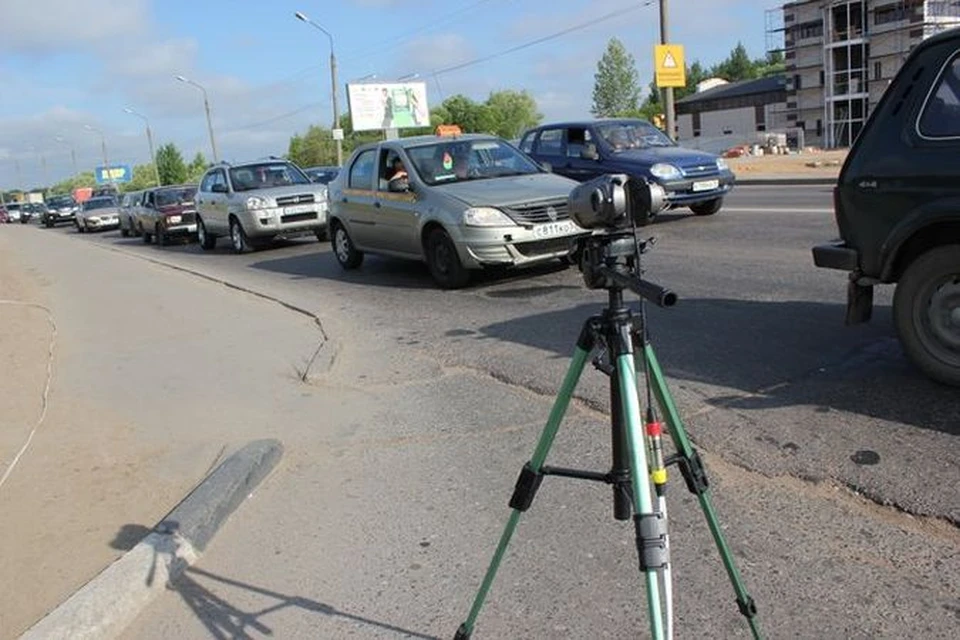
(463, 207), (514, 227)
(649, 163), (682, 180)
(716, 158), (729, 171)
(246, 196), (271, 210)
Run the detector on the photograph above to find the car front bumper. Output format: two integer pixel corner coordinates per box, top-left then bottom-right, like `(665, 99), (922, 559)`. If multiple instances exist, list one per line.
(454, 222), (589, 269)
(162, 223), (198, 236)
(812, 240), (859, 271)
(661, 177), (735, 206)
(84, 217), (120, 229)
(240, 206), (328, 238)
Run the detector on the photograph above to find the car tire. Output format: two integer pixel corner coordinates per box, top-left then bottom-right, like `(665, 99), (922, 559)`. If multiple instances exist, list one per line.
(426, 227), (470, 289)
(230, 217), (250, 254)
(690, 198), (723, 216)
(121, 226), (129, 237)
(142, 228), (152, 244)
(893, 244), (960, 387)
(45, 221), (54, 229)
(315, 228), (328, 242)
(155, 224), (166, 247)
(198, 218), (216, 251)
(76, 220), (85, 233)
(332, 221), (363, 269)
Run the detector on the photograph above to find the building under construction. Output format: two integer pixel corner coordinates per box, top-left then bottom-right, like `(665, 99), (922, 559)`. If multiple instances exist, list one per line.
(766, 0), (960, 147)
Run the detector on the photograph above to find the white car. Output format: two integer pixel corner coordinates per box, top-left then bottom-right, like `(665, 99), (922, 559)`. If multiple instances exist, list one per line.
(76, 196), (121, 232)
(5, 202), (23, 222)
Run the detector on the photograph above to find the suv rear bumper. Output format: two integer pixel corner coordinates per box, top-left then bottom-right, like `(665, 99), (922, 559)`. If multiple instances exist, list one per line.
(813, 241), (859, 271)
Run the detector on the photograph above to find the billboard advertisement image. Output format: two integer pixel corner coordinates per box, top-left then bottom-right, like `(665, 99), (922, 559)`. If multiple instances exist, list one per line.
(346, 82), (429, 132)
(95, 164), (133, 184)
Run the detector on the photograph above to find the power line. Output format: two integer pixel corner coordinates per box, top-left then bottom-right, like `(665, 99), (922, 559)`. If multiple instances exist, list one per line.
(430, 1), (654, 77)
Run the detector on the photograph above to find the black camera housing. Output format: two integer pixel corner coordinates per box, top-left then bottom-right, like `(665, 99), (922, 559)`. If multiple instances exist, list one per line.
(568, 174), (665, 231)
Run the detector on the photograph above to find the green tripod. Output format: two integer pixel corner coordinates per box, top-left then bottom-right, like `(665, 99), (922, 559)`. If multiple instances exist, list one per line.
(454, 234), (762, 639)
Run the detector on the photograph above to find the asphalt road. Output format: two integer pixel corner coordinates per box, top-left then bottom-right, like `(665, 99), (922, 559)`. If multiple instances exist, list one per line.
(12, 184), (960, 638)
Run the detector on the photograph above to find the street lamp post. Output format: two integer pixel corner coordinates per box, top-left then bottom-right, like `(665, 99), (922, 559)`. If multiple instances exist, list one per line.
(175, 75), (219, 163)
(295, 11), (343, 166)
(55, 136), (79, 176)
(84, 124), (111, 187)
(124, 107), (161, 186)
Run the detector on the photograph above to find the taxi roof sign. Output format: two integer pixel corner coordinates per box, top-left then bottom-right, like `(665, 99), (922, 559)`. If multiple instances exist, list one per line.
(435, 124), (462, 137)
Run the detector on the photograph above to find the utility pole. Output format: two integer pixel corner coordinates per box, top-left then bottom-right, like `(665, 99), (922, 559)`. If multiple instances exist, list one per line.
(659, 0), (675, 140)
(295, 11), (343, 166)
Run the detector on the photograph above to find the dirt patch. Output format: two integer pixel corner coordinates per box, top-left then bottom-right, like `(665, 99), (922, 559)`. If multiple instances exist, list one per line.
(727, 148), (847, 178)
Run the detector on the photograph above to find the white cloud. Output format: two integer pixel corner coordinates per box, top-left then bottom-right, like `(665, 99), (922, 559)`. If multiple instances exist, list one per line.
(0, 0), (150, 53)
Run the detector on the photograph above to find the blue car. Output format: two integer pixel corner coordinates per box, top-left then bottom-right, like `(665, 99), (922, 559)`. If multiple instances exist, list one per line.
(519, 119), (735, 223)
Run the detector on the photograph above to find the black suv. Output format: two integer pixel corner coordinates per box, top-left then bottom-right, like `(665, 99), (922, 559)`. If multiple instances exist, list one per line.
(519, 119), (735, 223)
(813, 27), (960, 387)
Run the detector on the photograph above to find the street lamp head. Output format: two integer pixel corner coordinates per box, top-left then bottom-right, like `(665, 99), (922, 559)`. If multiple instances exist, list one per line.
(294, 11), (308, 21)
(176, 74), (188, 83)
(84, 124), (94, 131)
(124, 107), (134, 114)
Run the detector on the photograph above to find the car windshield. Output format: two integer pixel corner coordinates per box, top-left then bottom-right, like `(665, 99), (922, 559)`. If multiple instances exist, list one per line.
(6, 203), (22, 210)
(307, 169), (339, 184)
(155, 187), (196, 206)
(229, 163), (310, 191)
(84, 197), (117, 210)
(597, 122), (675, 151)
(48, 196), (75, 207)
(406, 138), (542, 186)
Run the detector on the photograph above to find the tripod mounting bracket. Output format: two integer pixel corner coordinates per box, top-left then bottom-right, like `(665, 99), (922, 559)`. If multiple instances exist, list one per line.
(634, 512), (670, 570)
(508, 462), (544, 512)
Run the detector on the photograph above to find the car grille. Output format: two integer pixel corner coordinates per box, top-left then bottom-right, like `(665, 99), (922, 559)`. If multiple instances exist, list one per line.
(176, 211), (197, 224)
(514, 237), (576, 258)
(276, 194), (316, 207)
(504, 200), (570, 225)
(679, 163), (720, 179)
(281, 212), (318, 224)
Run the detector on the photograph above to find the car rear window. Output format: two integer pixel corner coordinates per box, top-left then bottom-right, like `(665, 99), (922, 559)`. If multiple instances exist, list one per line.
(155, 187), (196, 207)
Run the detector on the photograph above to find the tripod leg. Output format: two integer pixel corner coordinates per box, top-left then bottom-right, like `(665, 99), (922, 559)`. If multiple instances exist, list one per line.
(616, 353), (667, 640)
(643, 344), (762, 640)
(454, 342), (592, 640)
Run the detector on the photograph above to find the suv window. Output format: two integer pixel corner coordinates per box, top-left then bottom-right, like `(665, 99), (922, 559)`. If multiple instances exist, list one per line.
(566, 127), (593, 158)
(229, 162), (309, 192)
(919, 54), (960, 138)
(536, 129), (563, 156)
(519, 133), (535, 153)
(200, 171), (218, 192)
(349, 149), (377, 189)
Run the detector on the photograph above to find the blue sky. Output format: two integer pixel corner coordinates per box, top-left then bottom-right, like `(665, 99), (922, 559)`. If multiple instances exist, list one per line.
(0, 0), (776, 189)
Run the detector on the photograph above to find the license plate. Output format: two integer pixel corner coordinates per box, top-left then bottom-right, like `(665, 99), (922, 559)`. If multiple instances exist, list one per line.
(167, 215), (182, 224)
(533, 220), (576, 238)
(692, 179), (720, 192)
(284, 204), (315, 215)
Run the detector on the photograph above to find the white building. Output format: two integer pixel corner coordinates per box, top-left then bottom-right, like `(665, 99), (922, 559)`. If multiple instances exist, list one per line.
(768, 0), (960, 148)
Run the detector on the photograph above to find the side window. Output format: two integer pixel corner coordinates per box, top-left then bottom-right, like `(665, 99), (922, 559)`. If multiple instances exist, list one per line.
(519, 132), (535, 153)
(919, 55), (960, 138)
(211, 170), (227, 192)
(536, 128), (563, 156)
(349, 150), (377, 190)
(566, 127), (592, 158)
(200, 172), (216, 192)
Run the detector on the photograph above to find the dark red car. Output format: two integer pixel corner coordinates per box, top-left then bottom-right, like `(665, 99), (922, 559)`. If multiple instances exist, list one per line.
(135, 184), (199, 246)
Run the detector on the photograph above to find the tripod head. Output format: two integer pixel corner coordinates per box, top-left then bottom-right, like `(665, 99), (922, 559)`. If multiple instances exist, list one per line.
(574, 231), (678, 308)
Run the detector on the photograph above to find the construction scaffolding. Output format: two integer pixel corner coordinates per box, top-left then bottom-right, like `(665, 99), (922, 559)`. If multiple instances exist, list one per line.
(766, 1), (960, 148)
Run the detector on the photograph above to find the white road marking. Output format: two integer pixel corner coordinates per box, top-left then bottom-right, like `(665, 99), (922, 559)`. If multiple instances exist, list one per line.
(722, 206), (834, 214)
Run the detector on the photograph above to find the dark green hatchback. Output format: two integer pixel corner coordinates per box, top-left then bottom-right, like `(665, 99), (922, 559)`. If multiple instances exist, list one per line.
(813, 27), (960, 387)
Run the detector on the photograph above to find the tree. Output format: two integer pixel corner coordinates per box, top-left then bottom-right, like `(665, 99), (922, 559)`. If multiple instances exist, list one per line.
(155, 143), (187, 185)
(592, 38), (641, 117)
(288, 125), (338, 168)
(485, 90), (542, 139)
(712, 42), (757, 82)
(187, 152), (208, 182)
(46, 172), (96, 195)
(121, 163), (159, 192)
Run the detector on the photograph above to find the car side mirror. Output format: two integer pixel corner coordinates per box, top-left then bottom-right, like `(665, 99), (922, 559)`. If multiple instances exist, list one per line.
(211, 184), (228, 194)
(540, 161), (553, 172)
(581, 144), (599, 161)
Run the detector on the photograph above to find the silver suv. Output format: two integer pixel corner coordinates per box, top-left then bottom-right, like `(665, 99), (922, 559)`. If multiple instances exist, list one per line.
(195, 159), (329, 253)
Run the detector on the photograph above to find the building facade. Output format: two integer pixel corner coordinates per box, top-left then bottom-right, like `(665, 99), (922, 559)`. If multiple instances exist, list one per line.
(769, 0), (960, 148)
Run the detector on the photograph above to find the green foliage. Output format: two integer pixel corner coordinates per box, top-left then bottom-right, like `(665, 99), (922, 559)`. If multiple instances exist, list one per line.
(288, 125), (338, 168)
(46, 172), (96, 196)
(121, 164), (159, 192)
(430, 90), (543, 138)
(156, 143), (187, 185)
(187, 152), (208, 183)
(591, 38), (642, 117)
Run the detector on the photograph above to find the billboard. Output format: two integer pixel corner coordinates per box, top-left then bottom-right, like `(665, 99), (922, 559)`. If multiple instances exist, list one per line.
(346, 82), (429, 132)
(95, 164), (133, 184)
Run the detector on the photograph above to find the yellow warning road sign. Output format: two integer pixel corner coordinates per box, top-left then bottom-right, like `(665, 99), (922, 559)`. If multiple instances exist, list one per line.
(655, 44), (686, 88)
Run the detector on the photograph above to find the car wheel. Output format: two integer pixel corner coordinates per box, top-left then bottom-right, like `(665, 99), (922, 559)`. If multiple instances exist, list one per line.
(121, 226), (129, 237)
(332, 221), (363, 269)
(198, 218), (216, 251)
(426, 228), (470, 289)
(155, 224), (166, 247)
(690, 198), (723, 216)
(893, 244), (960, 387)
(76, 220), (85, 233)
(45, 221), (54, 229)
(230, 217), (250, 254)
(142, 228), (152, 244)
(315, 228), (328, 242)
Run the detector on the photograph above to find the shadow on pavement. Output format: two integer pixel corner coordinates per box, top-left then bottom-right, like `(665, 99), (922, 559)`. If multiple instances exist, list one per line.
(477, 297), (960, 435)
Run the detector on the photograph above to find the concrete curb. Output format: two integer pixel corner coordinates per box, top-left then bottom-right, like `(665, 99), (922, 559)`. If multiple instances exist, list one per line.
(20, 439), (284, 640)
(736, 176), (837, 186)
